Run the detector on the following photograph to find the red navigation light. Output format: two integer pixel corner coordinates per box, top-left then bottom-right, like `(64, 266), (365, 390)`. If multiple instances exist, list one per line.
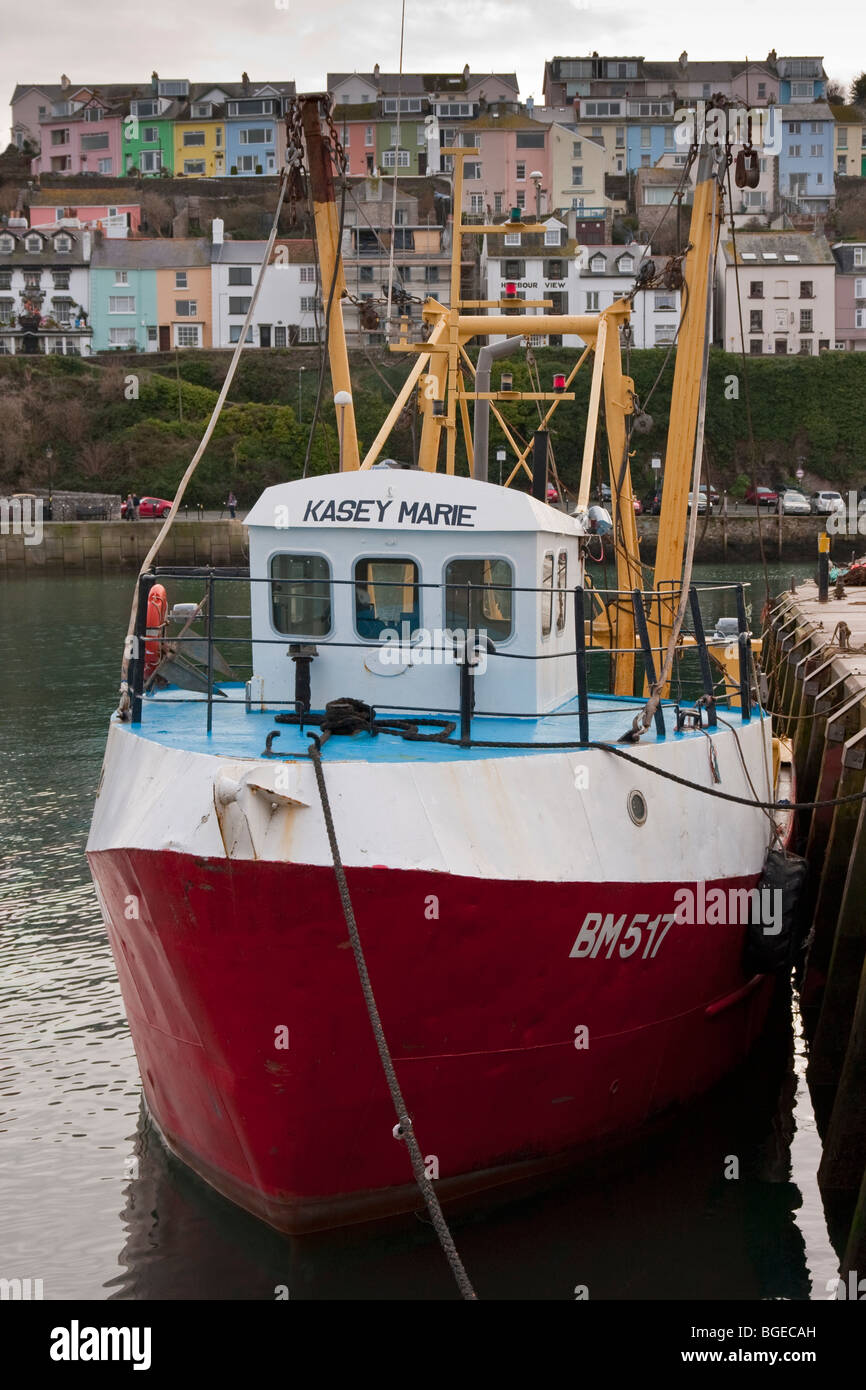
(553, 373), (566, 392)
(505, 281), (517, 298)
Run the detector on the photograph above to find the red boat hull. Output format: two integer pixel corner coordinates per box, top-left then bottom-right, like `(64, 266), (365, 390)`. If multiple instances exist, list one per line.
(88, 847), (774, 1232)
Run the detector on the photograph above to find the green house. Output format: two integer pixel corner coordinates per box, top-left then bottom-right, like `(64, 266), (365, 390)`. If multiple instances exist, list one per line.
(122, 113), (174, 177)
(376, 119), (428, 176)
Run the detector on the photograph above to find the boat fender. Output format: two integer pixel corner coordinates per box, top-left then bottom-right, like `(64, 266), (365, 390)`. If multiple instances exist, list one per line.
(215, 775), (241, 807)
(742, 848), (809, 975)
(143, 583), (169, 681)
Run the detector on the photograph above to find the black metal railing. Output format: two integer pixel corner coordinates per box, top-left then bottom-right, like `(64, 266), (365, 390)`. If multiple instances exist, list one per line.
(129, 567), (758, 746)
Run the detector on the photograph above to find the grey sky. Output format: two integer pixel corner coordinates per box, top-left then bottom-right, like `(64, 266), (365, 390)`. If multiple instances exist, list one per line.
(2, 0), (862, 137)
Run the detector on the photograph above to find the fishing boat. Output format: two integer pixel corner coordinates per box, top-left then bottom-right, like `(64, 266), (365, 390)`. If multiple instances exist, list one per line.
(87, 97), (794, 1237)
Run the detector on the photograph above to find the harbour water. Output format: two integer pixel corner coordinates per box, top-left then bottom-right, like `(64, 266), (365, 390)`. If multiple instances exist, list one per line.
(0, 564), (842, 1300)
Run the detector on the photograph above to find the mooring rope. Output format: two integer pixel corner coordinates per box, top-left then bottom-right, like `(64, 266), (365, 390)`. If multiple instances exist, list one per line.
(306, 736), (478, 1301)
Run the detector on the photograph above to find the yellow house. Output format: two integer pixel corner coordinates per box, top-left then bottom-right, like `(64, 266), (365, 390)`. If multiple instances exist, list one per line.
(154, 245), (213, 349)
(830, 105), (866, 179)
(173, 118), (226, 178)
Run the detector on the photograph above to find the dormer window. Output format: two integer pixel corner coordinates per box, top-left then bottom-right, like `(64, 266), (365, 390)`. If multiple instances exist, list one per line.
(544, 227), (561, 246)
(84, 106), (104, 122)
(618, 255), (635, 273)
(54, 234), (72, 253)
(26, 235), (42, 253)
(0, 234), (14, 253)
(590, 254), (606, 273)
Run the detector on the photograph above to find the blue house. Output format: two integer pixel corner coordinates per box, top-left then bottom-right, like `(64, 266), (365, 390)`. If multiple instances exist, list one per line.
(626, 121), (678, 172)
(225, 92), (280, 177)
(776, 57), (834, 213)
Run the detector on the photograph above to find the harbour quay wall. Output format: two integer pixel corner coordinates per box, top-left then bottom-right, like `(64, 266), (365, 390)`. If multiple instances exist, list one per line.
(634, 514), (831, 563)
(0, 520), (248, 573)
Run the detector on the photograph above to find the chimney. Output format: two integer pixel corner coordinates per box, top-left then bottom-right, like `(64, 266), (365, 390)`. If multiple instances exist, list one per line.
(463, 64), (470, 82)
(60, 73), (70, 90)
(373, 63), (380, 78)
(241, 71), (250, 93)
(679, 51), (688, 71)
(151, 71), (159, 93)
(212, 217), (224, 245)
(82, 228), (91, 260)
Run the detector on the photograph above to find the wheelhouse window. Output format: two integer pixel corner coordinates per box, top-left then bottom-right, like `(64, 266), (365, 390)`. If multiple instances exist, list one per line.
(556, 551), (568, 633)
(354, 558), (420, 640)
(444, 558), (513, 642)
(541, 552), (554, 638)
(271, 554), (332, 636)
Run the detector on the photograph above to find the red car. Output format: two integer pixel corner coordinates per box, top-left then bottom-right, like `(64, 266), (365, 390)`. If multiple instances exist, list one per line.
(121, 496), (172, 518)
(745, 485), (779, 508)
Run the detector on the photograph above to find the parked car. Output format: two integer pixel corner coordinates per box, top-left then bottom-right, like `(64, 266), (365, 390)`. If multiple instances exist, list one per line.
(121, 495), (172, 519)
(781, 489), (811, 515)
(686, 490), (707, 514)
(599, 482), (612, 504)
(745, 485), (779, 508)
(810, 490), (844, 515)
(643, 489), (663, 515)
(698, 483), (719, 514)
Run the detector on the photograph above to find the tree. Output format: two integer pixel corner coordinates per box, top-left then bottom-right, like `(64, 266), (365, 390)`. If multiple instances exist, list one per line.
(826, 80), (847, 105)
(852, 72), (866, 106)
(140, 190), (173, 237)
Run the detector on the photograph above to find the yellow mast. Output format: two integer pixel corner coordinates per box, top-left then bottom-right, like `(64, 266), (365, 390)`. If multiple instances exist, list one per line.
(300, 97), (360, 471)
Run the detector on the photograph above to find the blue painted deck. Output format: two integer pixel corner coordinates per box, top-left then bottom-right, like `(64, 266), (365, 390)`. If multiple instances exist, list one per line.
(128, 685), (761, 763)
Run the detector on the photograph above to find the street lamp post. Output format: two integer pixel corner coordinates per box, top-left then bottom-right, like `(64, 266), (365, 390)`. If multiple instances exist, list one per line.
(530, 170), (544, 218)
(45, 445), (54, 520)
(496, 447), (507, 486)
(334, 390), (353, 472)
(297, 366), (306, 425)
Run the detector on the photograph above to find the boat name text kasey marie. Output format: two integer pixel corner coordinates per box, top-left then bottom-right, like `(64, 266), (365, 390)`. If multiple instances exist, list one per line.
(298, 498), (478, 527)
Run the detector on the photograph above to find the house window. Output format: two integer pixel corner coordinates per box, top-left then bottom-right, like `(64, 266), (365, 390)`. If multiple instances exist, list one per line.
(586, 291), (599, 310)
(175, 271), (188, 288)
(381, 150), (410, 167)
(141, 150), (162, 172)
(641, 128), (651, 148)
(464, 162), (481, 180)
(424, 267), (439, 285)
(299, 266), (316, 283)
(775, 339), (787, 354)
(757, 83), (766, 99)
(271, 554), (332, 636)
(545, 229), (561, 248)
(26, 235), (42, 253)
(854, 249), (865, 267)
(838, 129), (849, 149)
(444, 558), (513, 641)
(654, 292), (676, 311)
(799, 338), (813, 354)
(799, 280), (813, 298)
(516, 190), (525, 208)
(354, 557), (420, 640)
(190, 104), (212, 119)
(174, 324), (201, 348)
(239, 128), (272, 145)
(24, 272), (41, 291)
(51, 129), (70, 146)
(591, 126), (602, 139)
(504, 259), (524, 279)
(228, 325), (254, 343)
(109, 328), (137, 346)
(97, 159), (112, 174)
(274, 326), (287, 347)
(750, 339), (763, 354)
(750, 309), (763, 333)
(590, 255), (605, 274)
(0, 235), (14, 253)
(855, 309), (866, 329)
(183, 131), (206, 146)
(469, 193), (484, 213)
(54, 235), (71, 252)
(114, 271), (129, 285)
(504, 233), (521, 247)
(175, 300), (197, 317)
(109, 296), (136, 313)
(81, 133), (110, 151)
(749, 281), (763, 298)
(228, 266), (253, 285)
(365, 125), (373, 146)
(654, 324), (676, 345)
(229, 297), (252, 315)
(788, 145), (801, 158)
(516, 161), (526, 180)
(184, 160), (206, 175)
(640, 154), (651, 167)
(299, 326), (318, 343)
(615, 126), (625, 148)
(0, 297), (13, 317)
(142, 127), (159, 143)
(84, 107), (104, 122)
(791, 82), (814, 99)
(619, 255), (634, 273)
(300, 296), (322, 311)
(810, 144), (823, 157)
(800, 309), (813, 332)
(0, 272), (12, 289)
(855, 278), (866, 298)
(51, 298), (74, 322)
(572, 166), (583, 186)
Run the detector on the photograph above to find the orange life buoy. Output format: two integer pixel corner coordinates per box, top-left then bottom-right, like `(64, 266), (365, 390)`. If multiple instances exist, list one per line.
(144, 583), (168, 681)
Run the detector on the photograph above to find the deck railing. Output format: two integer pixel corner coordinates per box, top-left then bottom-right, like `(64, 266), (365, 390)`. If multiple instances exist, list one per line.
(129, 568), (757, 746)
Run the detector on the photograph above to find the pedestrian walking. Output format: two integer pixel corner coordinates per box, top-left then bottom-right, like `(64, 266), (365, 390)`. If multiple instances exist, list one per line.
(227, 491), (237, 520)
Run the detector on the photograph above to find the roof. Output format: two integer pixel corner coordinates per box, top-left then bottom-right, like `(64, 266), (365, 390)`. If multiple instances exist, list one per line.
(830, 105), (866, 124)
(831, 243), (866, 272)
(245, 467), (583, 537)
(91, 237), (211, 269)
(208, 238), (315, 265)
(0, 226), (89, 265)
(721, 230), (835, 267)
(580, 245), (647, 275)
(328, 71), (518, 96)
(461, 112), (549, 131)
(780, 102), (834, 121)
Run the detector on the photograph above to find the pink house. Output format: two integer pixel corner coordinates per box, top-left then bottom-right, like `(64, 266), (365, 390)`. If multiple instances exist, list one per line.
(32, 93), (124, 178)
(30, 198), (142, 236)
(457, 115), (552, 219)
(337, 118), (377, 176)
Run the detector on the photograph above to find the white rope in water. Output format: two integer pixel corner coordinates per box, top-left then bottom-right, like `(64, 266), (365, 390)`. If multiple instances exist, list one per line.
(117, 170), (290, 717)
